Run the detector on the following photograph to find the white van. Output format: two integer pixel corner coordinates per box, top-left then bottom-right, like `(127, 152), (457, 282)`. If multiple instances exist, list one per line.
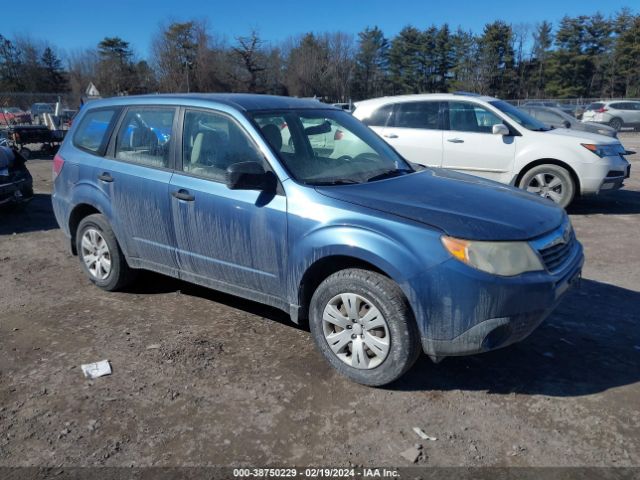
(353, 93), (631, 207)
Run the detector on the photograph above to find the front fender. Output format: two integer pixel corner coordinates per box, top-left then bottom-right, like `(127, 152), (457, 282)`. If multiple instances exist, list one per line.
(288, 223), (448, 326)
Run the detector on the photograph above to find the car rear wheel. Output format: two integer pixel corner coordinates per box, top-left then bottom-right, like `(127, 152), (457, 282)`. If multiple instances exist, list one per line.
(609, 118), (623, 131)
(76, 214), (136, 291)
(309, 268), (421, 386)
(519, 164), (575, 208)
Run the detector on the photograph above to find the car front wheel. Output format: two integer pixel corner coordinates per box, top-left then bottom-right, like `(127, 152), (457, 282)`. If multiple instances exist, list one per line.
(309, 269), (421, 386)
(519, 164), (575, 208)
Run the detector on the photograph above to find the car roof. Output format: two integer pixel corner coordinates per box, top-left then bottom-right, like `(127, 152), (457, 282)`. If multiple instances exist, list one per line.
(82, 93), (335, 112)
(354, 93), (498, 109)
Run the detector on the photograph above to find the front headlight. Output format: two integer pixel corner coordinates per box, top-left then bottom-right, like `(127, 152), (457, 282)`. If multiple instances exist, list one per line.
(581, 143), (624, 157)
(441, 236), (544, 276)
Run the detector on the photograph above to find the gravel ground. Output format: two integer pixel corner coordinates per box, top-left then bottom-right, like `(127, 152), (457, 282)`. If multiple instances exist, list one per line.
(0, 133), (639, 468)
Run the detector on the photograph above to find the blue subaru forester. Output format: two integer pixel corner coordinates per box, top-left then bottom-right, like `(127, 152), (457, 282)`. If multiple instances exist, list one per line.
(52, 94), (584, 386)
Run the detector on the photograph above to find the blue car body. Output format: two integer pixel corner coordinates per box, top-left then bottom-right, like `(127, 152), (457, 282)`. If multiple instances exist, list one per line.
(52, 94), (584, 359)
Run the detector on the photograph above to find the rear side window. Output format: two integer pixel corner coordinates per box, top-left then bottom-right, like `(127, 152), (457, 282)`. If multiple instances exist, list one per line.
(114, 107), (175, 168)
(609, 102), (627, 110)
(394, 102), (440, 129)
(73, 108), (119, 155)
(361, 104), (393, 127)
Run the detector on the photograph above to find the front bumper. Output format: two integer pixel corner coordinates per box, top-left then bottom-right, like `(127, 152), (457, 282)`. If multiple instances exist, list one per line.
(580, 154), (631, 195)
(410, 234), (584, 358)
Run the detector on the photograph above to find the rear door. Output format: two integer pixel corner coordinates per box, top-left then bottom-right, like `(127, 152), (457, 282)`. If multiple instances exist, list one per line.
(380, 101), (444, 167)
(99, 105), (180, 276)
(169, 107), (287, 297)
(441, 101), (516, 181)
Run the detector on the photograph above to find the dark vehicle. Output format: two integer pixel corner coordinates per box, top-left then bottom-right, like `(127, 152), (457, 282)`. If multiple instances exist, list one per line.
(519, 106), (618, 138)
(0, 146), (33, 206)
(3, 125), (66, 158)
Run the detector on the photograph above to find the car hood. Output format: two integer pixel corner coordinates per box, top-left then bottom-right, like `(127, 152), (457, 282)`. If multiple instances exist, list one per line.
(544, 127), (617, 144)
(315, 169), (565, 241)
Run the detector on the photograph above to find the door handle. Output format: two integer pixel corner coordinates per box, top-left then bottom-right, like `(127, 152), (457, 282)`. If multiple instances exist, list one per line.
(383, 133), (398, 139)
(171, 189), (195, 202)
(98, 172), (114, 182)
(447, 138), (464, 143)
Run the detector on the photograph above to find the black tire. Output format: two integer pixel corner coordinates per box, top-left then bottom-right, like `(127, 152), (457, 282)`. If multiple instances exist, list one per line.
(309, 268), (421, 386)
(76, 214), (136, 291)
(519, 164), (575, 208)
(609, 118), (623, 131)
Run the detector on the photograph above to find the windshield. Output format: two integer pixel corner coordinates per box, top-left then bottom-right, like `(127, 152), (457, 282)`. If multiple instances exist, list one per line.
(250, 109), (413, 185)
(490, 101), (551, 131)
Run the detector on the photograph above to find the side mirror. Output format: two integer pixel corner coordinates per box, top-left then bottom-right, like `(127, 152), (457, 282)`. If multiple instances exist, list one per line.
(225, 161), (275, 191)
(562, 120), (571, 129)
(492, 124), (510, 136)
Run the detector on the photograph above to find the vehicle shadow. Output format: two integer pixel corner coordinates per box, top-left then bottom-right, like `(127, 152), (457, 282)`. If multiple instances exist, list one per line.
(0, 193), (59, 235)
(128, 271), (296, 329)
(393, 279), (640, 396)
(131, 273), (639, 397)
(568, 189), (640, 215)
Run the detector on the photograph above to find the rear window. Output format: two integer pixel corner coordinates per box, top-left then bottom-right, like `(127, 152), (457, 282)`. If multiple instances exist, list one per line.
(73, 108), (119, 155)
(586, 103), (604, 111)
(361, 104), (393, 127)
(394, 102), (440, 129)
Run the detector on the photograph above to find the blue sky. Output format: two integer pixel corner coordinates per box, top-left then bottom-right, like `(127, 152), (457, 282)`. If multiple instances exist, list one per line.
(5, 0), (637, 60)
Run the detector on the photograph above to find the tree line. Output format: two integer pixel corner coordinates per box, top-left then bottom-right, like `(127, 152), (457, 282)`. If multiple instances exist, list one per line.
(1, 8), (639, 107)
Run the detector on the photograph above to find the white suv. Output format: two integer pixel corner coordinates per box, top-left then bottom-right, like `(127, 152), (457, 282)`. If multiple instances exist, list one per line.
(581, 100), (640, 132)
(353, 93), (631, 207)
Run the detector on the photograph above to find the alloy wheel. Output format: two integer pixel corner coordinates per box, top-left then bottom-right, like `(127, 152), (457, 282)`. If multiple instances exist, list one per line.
(526, 172), (565, 204)
(80, 228), (111, 280)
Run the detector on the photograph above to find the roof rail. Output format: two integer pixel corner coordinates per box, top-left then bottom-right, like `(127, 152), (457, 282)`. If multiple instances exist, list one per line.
(453, 91), (482, 97)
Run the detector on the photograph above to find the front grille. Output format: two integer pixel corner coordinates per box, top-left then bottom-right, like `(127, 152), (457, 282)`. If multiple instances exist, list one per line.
(538, 231), (575, 272)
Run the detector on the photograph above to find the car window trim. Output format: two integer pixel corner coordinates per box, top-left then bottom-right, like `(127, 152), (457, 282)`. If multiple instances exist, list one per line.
(175, 106), (285, 195)
(105, 105), (178, 172)
(73, 106), (123, 157)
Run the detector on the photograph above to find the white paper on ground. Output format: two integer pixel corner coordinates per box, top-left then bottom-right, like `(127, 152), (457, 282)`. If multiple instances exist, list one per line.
(81, 360), (112, 379)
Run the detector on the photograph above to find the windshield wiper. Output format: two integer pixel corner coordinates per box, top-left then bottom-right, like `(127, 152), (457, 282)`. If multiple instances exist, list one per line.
(311, 179), (361, 186)
(366, 168), (413, 182)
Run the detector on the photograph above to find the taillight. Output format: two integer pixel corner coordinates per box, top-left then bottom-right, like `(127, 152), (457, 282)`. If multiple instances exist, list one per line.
(53, 153), (65, 179)
(596, 107), (608, 113)
(13, 132), (20, 142)
(280, 122), (287, 130)
(334, 129), (344, 140)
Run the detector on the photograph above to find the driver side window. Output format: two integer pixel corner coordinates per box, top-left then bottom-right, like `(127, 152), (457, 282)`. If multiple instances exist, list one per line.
(448, 102), (503, 133)
(182, 109), (264, 182)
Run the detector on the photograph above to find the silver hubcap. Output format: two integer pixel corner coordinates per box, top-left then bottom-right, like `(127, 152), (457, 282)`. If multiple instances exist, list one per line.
(527, 173), (564, 203)
(322, 293), (390, 370)
(81, 228), (111, 280)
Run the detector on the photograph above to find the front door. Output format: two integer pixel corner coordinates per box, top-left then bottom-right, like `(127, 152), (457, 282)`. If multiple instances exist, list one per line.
(441, 101), (516, 182)
(170, 108), (287, 297)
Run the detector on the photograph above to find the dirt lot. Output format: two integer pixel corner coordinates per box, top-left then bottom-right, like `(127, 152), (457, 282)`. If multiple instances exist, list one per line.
(1, 134), (639, 469)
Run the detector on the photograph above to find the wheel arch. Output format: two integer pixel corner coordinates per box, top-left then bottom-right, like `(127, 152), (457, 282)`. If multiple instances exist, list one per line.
(515, 158), (581, 196)
(297, 255), (392, 325)
(68, 203), (103, 255)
